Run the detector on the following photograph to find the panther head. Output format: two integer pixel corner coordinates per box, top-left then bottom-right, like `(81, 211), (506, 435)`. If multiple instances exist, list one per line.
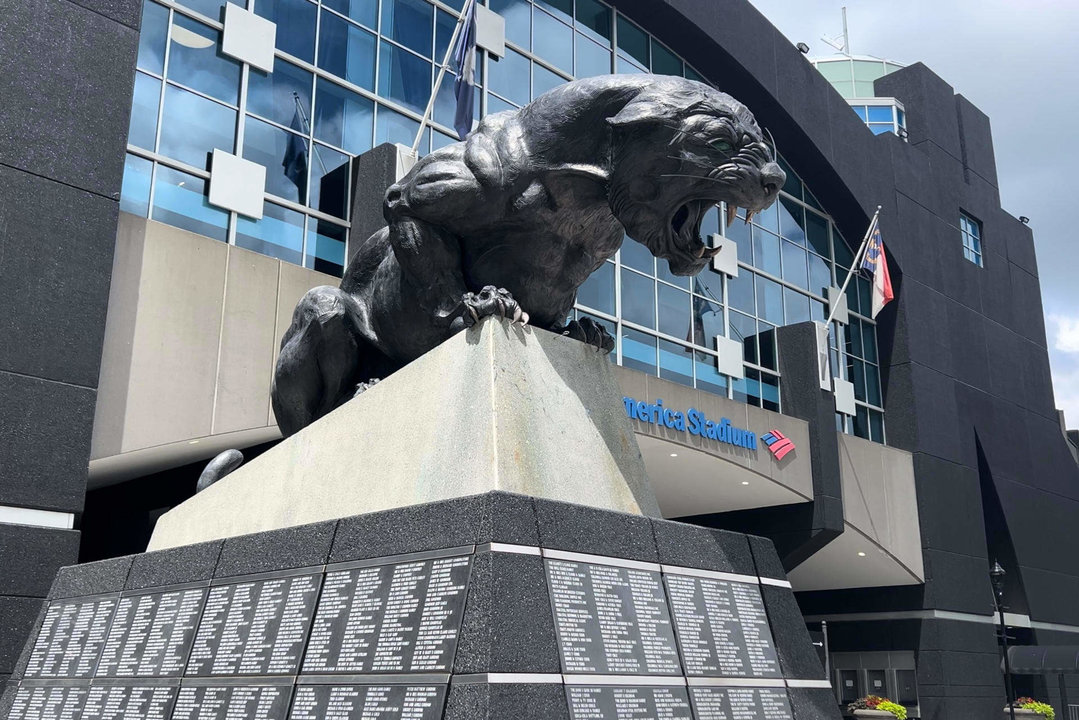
(607, 77), (785, 276)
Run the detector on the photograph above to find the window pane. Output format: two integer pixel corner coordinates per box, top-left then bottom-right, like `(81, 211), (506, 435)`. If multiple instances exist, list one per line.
(725, 208), (751, 254)
(862, 323), (878, 363)
(657, 260), (689, 289)
(755, 275), (783, 325)
(684, 66), (705, 83)
(314, 78), (374, 154)
(381, 0), (433, 57)
(120, 154), (153, 217)
(575, 0), (611, 42)
(138, 0), (168, 75)
(533, 9), (572, 74)
(532, 62), (566, 99)
(535, 0), (571, 22)
(319, 11), (377, 89)
(691, 297), (723, 348)
(778, 155), (801, 200)
(432, 130), (456, 151)
(659, 340), (693, 387)
(324, 0), (376, 29)
(833, 230), (854, 268)
(778, 197), (806, 245)
(616, 55), (647, 74)
(306, 219), (348, 276)
(435, 10), (459, 65)
(815, 60), (850, 83)
(752, 227), (781, 277)
(244, 115), (306, 204)
(867, 105), (893, 123)
(729, 310), (757, 365)
(755, 194), (779, 234)
(869, 409), (884, 442)
(376, 106), (429, 151)
(854, 404), (870, 439)
(727, 269), (754, 314)
(129, 72), (161, 151)
(159, 85), (236, 167)
(781, 241), (809, 290)
(758, 326), (777, 370)
(168, 16), (241, 104)
(694, 350), (728, 396)
(732, 370), (762, 407)
(784, 287), (811, 325)
(434, 70), (479, 132)
(487, 94), (517, 114)
(805, 210), (829, 258)
(866, 363), (881, 406)
(175, 0), (241, 21)
(658, 285), (691, 340)
(257, 0), (317, 63)
(151, 165), (228, 241)
(577, 262), (615, 315)
(651, 38), (681, 76)
(490, 0), (530, 49)
(620, 237), (653, 274)
(760, 371), (780, 412)
(616, 16), (648, 67)
(869, 123), (893, 136)
(621, 269), (655, 329)
(236, 202), (305, 265)
(248, 58), (313, 128)
(809, 251), (831, 297)
(309, 143), (350, 219)
(378, 41), (432, 114)
(621, 328), (657, 375)
(488, 48), (531, 106)
(693, 267), (722, 302)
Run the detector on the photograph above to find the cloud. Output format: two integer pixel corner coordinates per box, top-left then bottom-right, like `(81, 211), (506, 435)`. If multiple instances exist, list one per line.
(1050, 314), (1079, 354)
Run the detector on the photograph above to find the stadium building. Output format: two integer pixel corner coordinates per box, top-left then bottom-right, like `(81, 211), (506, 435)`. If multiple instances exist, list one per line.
(2, 0), (1077, 716)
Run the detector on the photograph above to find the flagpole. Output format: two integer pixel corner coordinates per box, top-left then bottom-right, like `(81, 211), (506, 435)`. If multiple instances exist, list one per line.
(410, 0), (476, 156)
(293, 92), (328, 174)
(823, 205), (882, 327)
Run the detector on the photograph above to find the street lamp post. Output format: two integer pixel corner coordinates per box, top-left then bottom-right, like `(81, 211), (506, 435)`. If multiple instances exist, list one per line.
(991, 560), (1016, 720)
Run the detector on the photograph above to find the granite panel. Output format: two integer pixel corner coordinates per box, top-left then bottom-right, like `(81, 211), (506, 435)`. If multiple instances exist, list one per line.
(331, 492), (540, 563)
(0, 680), (15, 719)
(50, 555), (133, 599)
(0, 0), (136, 196)
(0, 371), (96, 513)
(453, 551), (560, 674)
(444, 682), (570, 720)
(912, 455), (985, 557)
(788, 687), (843, 720)
(747, 534), (786, 581)
(0, 596), (41, 674)
(215, 520), (336, 577)
(0, 525), (79, 598)
(67, 0), (143, 28)
(761, 586), (825, 680)
(126, 539), (223, 590)
(955, 95), (998, 188)
(533, 497), (658, 563)
(651, 519), (754, 574)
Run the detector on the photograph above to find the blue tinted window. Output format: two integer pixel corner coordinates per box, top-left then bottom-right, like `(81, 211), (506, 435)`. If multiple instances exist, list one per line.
(318, 12), (376, 89)
(532, 62), (565, 99)
(727, 269), (754, 314)
(778, 197), (805, 245)
(309, 143), (350, 219)
(620, 237), (653, 273)
(257, 0), (317, 62)
(487, 94), (518, 114)
(869, 124), (893, 135)
(695, 350), (728, 395)
(129, 72), (161, 151)
(809, 251), (831, 297)
(435, 10), (457, 64)
(244, 116), (306, 204)
(314, 78), (373, 155)
(659, 340), (693, 387)
(691, 297), (723, 348)
(381, 0), (433, 57)
(488, 48), (530, 106)
(621, 328), (656, 375)
(729, 310), (757, 365)
(152, 165), (228, 241)
(616, 16), (648, 67)
(120, 154), (153, 217)
(159, 85), (236, 167)
(138, 0), (168, 75)
(651, 38), (681, 76)
(532, 9), (572, 73)
(752, 226), (781, 276)
(491, 0), (530, 49)
(247, 58), (312, 128)
(805, 210), (829, 257)
(693, 267), (722, 303)
(755, 275), (783, 325)
(867, 105), (893, 123)
(575, 34), (611, 78)
(577, 262), (614, 315)
(621, 269), (654, 329)
(432, 130), (457, 151)
(175, 0), (241, 21)
(323, 0), (376, 29)
(306, 220), (348, 276)
(535, 0), (571, 22)
(575, 0), (611, 43)
(657, 284), (690, 340)
(236, 202), (305, 265)
(168, 16), (241, 104)
(684, 66), (705, 83)
(433, 73), (478, 134)
(616, 55), (646, 74)
(378, 41), (432, 114)
(376, 106), (428, 151)
(781, 241), (808, 290)
(852, 105), (868, 121)
(784, 286), (810, 324)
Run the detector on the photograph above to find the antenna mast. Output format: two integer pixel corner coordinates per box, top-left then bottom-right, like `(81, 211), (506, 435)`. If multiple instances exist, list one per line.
(821, 6), (851, 56)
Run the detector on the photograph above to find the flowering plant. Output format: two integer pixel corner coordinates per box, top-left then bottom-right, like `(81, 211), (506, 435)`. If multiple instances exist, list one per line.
(847, 695), (887, 713)
(1007, 697), (1055, 719)
(876, 700), (907, 719)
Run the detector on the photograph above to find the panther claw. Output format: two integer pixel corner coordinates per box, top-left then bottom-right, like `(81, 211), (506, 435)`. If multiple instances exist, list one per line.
(354, 378), (381, 397)
(462, 286), (528, 327)
(561, 318), (615, 354)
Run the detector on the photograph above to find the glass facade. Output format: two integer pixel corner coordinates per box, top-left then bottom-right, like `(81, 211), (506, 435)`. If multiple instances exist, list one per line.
(119, 0), (884, 441)
(812, 56), (907, 139)
(960, 212), (983, 267)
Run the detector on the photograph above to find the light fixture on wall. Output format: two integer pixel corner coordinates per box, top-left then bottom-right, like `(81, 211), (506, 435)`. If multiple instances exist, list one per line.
(796, 42), (810, 54)
(1019, 216), (1030, 224)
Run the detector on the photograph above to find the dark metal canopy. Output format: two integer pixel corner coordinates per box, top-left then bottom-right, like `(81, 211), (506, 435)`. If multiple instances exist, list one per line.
(1007, 646), (1079, 674)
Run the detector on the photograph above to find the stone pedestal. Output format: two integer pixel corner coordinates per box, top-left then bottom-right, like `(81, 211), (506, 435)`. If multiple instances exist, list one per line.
(1, 493), (841, 720)
(149, 318), (660, 550)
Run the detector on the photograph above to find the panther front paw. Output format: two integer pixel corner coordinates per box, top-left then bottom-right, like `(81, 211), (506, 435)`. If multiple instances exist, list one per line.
(461, 286), (530, 326)
(560, 317), (615, 354)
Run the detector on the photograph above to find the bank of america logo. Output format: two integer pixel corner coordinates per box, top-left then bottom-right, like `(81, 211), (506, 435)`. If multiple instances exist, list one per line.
(761, 430), (795, 460)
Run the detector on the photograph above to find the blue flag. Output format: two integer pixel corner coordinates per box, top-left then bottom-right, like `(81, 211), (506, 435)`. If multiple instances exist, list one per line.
(452, 0), (477, 140)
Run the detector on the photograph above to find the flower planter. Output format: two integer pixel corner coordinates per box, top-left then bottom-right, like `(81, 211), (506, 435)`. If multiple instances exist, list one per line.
(853, 711), (895, 718)
(1004, 710), (1045, 719)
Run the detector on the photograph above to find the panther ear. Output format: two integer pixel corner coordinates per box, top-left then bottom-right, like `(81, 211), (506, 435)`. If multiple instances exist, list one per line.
(607, 96), (669, 128)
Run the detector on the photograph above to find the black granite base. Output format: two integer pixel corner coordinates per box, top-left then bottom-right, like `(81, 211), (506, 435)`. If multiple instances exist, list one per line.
(1, 492), (840, 720)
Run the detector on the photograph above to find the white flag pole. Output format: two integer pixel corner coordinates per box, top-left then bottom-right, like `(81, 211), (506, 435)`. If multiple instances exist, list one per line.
(410, 0), (476, 156)
(824, 205), (882, 327)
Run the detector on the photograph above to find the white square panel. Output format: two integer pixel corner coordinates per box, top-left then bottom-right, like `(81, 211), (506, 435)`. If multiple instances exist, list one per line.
(827, 286), (849, 325)
(222, 3), (276, 73)
(833, 377), (856, 416)
(714, 334), (745, 379)
(708, 233), (739, 277)
(209, 149), (266, 219)
(475, 4), (506, 58)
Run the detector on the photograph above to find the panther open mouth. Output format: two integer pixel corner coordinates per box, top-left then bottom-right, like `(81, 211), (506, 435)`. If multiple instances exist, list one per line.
(670, 199), (720, 262)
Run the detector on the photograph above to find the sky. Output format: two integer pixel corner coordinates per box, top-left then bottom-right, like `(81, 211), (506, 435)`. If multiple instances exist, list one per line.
(748, 0), (1079, 426)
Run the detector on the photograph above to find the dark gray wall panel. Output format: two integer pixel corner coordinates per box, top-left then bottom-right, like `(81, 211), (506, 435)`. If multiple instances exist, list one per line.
(0, 526), (80, 597)
(0, 597), (41, 675)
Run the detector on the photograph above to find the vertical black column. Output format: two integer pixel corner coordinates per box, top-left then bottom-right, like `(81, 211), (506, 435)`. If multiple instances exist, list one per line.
(0, 0), (140, 691)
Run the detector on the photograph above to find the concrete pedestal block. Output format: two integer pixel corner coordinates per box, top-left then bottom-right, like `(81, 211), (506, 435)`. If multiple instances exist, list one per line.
(149, 318), (660, 550)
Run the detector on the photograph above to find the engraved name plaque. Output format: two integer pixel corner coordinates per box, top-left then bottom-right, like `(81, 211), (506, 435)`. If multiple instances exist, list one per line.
(288, 684), (446, 720)
(546, 559), (682, 675)
(6, 685), (88, 720)
(689, 687), (795, 720)
(24, 597), (117, 678)
(664, 575), (780, 678)
(97, 588), (206, 677)
(565, 685), (694, 720)
(81, 685), (178, 720)
(303, 555), (471, 674)
(170, 684), (292, 720)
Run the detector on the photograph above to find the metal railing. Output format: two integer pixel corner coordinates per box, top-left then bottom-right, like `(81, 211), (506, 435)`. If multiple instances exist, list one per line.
(1067, 704), (1079, 720)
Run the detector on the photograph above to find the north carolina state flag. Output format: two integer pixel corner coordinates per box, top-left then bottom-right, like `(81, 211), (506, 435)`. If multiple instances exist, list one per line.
(860, 227), (894, 318)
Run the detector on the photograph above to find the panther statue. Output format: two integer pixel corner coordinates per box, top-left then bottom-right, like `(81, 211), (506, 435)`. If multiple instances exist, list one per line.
(271, 74), (785, 436)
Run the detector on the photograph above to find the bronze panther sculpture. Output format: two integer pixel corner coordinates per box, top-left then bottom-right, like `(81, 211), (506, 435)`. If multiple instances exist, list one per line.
(271, 75), (784, 436)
